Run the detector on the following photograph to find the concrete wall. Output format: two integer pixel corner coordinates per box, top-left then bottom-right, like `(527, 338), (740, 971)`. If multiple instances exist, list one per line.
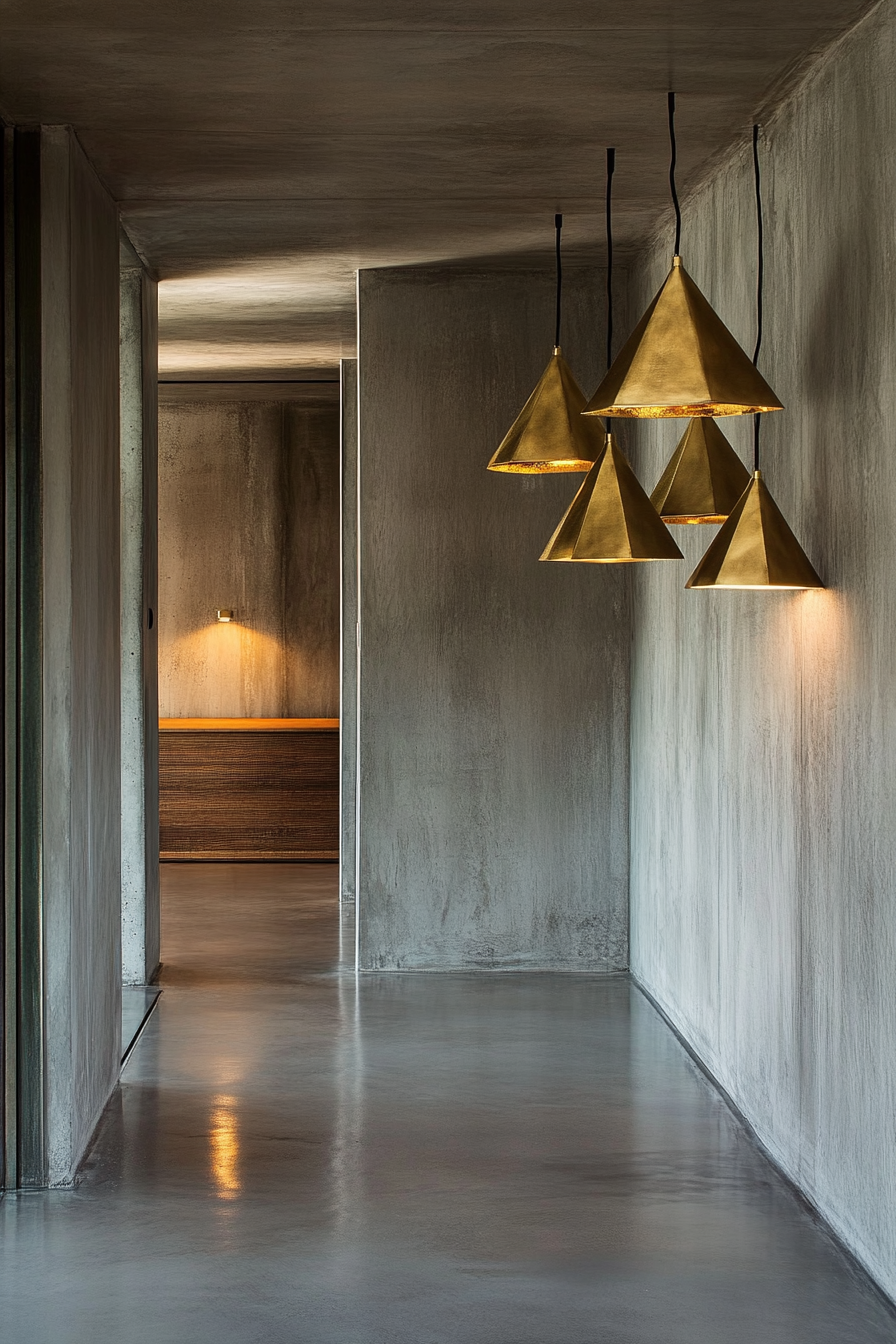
(157, 387), (339, 719)
(628, 0), (896, 1301)
(36, 128), (122, 1184)
(340, 359), (358, 904)
(120, 242), (160, 985)
(356, 266), (630, 971)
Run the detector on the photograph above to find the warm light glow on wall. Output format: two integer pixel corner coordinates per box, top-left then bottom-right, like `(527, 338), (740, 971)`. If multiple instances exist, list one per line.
(160, 623), (290, 719)
(796, 587), (850, 680)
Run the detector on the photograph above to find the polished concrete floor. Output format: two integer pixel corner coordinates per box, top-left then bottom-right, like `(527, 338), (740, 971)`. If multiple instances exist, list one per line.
(1, 863), (893, 1343)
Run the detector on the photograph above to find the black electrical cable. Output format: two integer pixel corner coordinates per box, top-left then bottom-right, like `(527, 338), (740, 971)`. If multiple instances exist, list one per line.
(606, 148), (615, 371)
(554, 213), (563, 348)
(752, 124), (763, 472)
(668, 92), (682, 256)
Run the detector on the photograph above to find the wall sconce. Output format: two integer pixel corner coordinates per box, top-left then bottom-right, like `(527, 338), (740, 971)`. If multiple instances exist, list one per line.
(216, 609), (234, 623)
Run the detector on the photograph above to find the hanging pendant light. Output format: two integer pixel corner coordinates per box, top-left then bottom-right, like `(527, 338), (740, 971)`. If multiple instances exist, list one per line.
(541, 431), (684, 563)
(489, 214), (602, 473)
(583, 95), (784, 420)
(650, 417), (750, 524)
(686, 127), (824, 591)
(685, 469), (822, 588)
(542, 149), (683, 565)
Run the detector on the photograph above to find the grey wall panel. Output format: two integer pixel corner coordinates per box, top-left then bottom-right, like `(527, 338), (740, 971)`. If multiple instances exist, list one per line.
(120, 255), (160, 986)
(67, 130), (122, 1180)
(38, 128), (121, 1185)
(357, 267), (630, 971)
(158, 398), (339, 719)
(340, 358), (358, 904)
(284, 402), (340, 718)
(141, 271), (160, 980)
(628, 0), (896, 1301)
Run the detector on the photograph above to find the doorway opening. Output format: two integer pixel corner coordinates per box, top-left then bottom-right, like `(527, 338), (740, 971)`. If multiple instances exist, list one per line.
(154, 380), (343, 984)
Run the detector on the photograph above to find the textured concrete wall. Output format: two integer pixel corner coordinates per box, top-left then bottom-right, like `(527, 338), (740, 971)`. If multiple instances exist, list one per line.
(340, 359), (358, 904)
(39, 129), (122, 1183)
(628, 0), (896, 1301)
(120, 250), (160, 985)
(283, 402), (341, 718)
(158, 392), (339, 718)
(356, 267), (630, 971)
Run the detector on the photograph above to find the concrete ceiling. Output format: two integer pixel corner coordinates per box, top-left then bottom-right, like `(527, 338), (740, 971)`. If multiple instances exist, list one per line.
(0, 0), (872, 379)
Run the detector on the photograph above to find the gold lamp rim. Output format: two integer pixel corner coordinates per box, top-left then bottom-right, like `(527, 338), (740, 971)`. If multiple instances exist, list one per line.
(489, 459), (599, 474)
(688, 582), (818, 590)
(584, 402), (784, 419)
(540, 555), (681, 564)
(663, 513), (729, 525)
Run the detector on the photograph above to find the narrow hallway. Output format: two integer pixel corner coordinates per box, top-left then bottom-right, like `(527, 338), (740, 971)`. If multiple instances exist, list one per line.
(0, 867), (891, 1343)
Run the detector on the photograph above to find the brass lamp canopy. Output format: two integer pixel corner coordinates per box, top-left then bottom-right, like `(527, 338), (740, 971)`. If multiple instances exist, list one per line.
(583, 257), (785, 419)
(489, 347), (603, 474)
(541, 432), (684, 563)
(651, 417), (751, 524)
(686, 470), (824, 589)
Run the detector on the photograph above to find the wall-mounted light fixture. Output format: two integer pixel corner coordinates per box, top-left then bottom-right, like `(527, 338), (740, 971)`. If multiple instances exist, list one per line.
(216, 609), (234, 622)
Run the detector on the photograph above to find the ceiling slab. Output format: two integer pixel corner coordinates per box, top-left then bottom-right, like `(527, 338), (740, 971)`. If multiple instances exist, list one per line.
(0, 0), (873, 377)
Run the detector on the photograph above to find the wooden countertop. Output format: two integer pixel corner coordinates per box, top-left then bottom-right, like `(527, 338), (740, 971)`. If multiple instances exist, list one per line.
(159, 717), (339, 732)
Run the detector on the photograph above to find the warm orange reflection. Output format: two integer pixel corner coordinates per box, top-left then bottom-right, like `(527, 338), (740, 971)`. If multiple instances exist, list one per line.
(210, 1094), (241, 1200)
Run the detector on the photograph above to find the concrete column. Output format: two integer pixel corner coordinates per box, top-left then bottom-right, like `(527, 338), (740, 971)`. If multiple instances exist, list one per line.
(340, 358), (358, 906)
(356, 266), (630, 971)
(13, 127), (121, 1186)
(120, 241), (160, 986)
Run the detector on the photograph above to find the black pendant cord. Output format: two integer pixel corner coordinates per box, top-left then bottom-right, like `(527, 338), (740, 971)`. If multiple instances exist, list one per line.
(606, 148), (615, 372)
(554, 213), (563, 348)
(668, 92), (682, 256)
(752, 123), (763, 472)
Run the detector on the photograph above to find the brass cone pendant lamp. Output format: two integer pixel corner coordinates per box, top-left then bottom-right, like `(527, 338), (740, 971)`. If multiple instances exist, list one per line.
(489, 345), (601, 473)
(686, 470), (823, 589)
(489, 214), (602, 473)
(542, 149), (682, 565)
(651, 417), (750, 524)
(541, 432), (684, 563)
(686, 127), (824, 591)
(583, 95), (784, 420)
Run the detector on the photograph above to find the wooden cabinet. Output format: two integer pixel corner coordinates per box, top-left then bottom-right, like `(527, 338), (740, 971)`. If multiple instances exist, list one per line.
(159, 719), (338, 860)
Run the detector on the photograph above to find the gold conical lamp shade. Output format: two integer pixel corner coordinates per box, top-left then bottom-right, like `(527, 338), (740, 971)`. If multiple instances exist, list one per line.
(541, 433), (684, 563)
(583, 257), (784, 419)
(686, 470), (824, 589)
(489, 347), (603, 473)
(651, 418), (751, 524)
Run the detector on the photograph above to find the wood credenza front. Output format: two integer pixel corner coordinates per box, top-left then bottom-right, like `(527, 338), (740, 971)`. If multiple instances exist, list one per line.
(159, 718), (339, 861)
